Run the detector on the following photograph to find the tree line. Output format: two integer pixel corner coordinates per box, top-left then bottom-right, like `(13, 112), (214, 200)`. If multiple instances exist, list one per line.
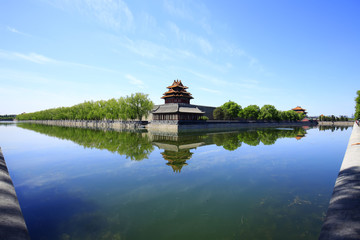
(213, 101), (305, 121)
(356, 90), (360, 120)
(318, 115), (349, 121)
(16, 93), (154, 121)
(0, 115), (16, 121)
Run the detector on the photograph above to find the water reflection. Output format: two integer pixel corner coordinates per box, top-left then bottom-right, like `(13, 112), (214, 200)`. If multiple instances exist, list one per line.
(151, 135), (205, 173)
(17, 123), (154, 161)
(318, 125), (350, 132)
(5, 123), (352, 240)
(17, 123), (311, 173)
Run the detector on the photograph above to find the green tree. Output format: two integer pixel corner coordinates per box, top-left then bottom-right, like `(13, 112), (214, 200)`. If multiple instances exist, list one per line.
(213, 107), (224, 120)
(118, 97), (128, 120)
(125, 93), (154, 121)
(221, 101), (242, 120)
(199, 116), (209, 120)
(258, 105), (279, 121)
(355, 90), (360, 119)
(242, 105), (260, 120)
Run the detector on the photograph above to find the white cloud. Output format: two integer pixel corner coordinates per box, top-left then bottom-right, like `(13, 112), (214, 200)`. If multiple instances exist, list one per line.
(197, 37), (212, 54)
(168, 22), (181, 38)
(126, 74), (144, 89)
(0, 49), (119, 73)
(187, 70), (230, 86)
(163, 0), (212, 34)
(224, 45), (265, 73)
(199, 87), (221, 94)
(141, 12), (157, 29)
(167, 22), (213, 54)
(163, 0), (191, 20)
(117, 37), (173, 60)
(6, 26), (32, 37)
(51, 0), (133, 30)
(13, 52), (55, 64)
(0, 50), (55, 64)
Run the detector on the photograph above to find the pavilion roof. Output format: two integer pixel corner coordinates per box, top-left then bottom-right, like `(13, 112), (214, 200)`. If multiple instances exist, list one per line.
(292, 106), (306, 111)
(161, 94), (193, 99)
(167, 80), (189, 89)
(162, 79), (193, 100)
(152, 103), (204, 114)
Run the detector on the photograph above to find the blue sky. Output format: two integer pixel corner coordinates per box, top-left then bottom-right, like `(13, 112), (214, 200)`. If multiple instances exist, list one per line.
(0, 0), (359, 116)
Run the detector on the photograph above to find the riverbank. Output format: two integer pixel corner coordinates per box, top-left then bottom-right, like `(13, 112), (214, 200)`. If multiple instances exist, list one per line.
(147, 120), (318, 133)
(16, 119), (319, 133)
(17, 120), (146, 130)
(317, 121), (354, 126)
(319, 122), (360, 239)
(0, 148), (30, 240)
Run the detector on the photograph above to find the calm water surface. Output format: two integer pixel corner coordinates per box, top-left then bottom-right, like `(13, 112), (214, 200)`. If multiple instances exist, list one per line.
(0, 123), (352, 240)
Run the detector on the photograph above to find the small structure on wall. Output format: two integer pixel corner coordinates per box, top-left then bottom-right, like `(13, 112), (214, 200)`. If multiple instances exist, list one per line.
(152, 80), (205, 121)
(292, 106), (307, 116)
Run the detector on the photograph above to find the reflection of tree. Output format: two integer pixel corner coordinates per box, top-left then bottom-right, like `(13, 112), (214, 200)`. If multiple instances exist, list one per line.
(258, 129), (280, 145)
(18, 123), (311, 162)
(215, 127), (308, 149)
(161, 149), (193, 173)
(238, 131), (261, 146)
(319, 126), (349, 132)
(213, 133), (242, 151)
(18, 123), (154, 161)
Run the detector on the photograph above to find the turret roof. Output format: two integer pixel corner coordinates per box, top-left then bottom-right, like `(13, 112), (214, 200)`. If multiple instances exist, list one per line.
(167, 80), (188, 89)
(162, 79), (193, 100)
(292, 106), (306, 111)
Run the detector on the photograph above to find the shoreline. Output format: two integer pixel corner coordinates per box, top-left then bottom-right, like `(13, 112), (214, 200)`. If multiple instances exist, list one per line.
(0, 148), (30, 240)
(11, 120), (353, 134)
(317, 121), (354, 126)
(12, 119), (354, 133)
(319, 122), (360, 239)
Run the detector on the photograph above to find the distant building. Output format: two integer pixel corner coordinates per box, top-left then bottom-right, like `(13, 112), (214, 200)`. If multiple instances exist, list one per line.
(152, 80), (215, 121)
(292, 106), (307, 116)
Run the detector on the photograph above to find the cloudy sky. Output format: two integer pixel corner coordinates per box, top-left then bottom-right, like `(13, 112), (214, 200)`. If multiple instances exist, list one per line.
(1, 0), (359, 116)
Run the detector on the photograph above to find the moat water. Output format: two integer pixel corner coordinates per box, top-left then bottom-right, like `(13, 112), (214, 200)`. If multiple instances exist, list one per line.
(0, 123), (352, 240)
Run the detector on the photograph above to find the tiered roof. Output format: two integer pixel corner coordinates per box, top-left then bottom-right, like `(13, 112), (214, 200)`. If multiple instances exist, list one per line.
(292, 106), (306, 111)
(161, 80), (193, 100)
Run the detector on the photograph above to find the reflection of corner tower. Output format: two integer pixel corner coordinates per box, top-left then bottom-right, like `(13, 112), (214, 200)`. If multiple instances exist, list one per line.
(161, 149), (193, 173)
(152, 80), (204, 121)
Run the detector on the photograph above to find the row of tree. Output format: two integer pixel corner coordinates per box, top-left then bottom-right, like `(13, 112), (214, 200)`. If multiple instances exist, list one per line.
(213, 101), (305, 121)
(318, 115), (349, 121)
(0, 115), (16, 121)
(356, 90), (360, 120)
(16, 93), (154, 121)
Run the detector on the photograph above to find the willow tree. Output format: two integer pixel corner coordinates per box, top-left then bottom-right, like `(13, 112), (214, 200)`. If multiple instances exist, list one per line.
(125, 93), (154, 121)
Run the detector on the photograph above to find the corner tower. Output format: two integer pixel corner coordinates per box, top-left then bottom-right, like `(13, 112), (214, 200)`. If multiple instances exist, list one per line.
(161, 80), (193, 104)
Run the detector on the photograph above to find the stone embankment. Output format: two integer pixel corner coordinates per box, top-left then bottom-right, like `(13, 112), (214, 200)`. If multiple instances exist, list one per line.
(317, 121), (354, 126)
(0, 148), (30, 240)
(18, 120), (147, 130)
(148, 120), (318, 133)
(319, 122), (360, 239)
